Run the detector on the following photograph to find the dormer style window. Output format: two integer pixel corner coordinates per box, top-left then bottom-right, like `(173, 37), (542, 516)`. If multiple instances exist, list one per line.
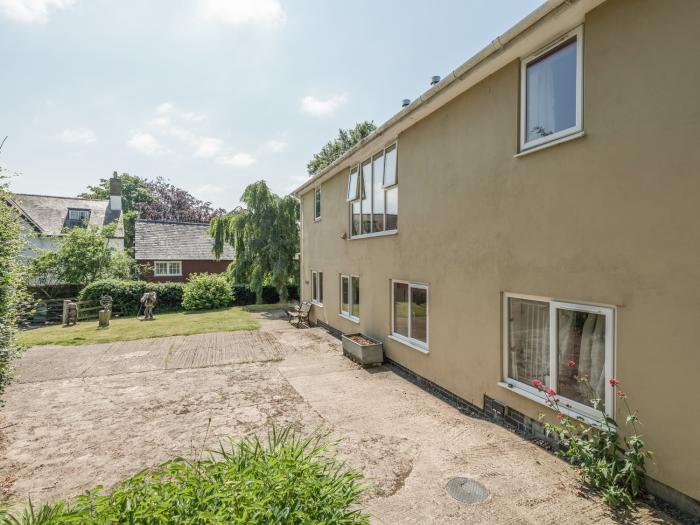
(348, 143), (398, 238)
(66, 208), (91, 228)
(520, 26), (583, 152)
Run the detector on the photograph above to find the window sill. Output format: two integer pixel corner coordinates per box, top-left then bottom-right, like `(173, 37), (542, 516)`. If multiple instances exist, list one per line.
(314, 217), (321, 222)
(388, 334), (429, 354)
(338, 313), (360, 324)
(496, 381), (612, 429)
(349, 229), (398, 240)
(311, 301), (323, 307)
(515, 131), (585, 158)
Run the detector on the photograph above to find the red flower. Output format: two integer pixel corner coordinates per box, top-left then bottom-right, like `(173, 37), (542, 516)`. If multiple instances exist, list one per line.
(531, 379), (543, 390)
(609, 378), (620, 387)
(546, 388), (556, 397)
(567, 360), (576, 368)
(616, 390), (627, 398)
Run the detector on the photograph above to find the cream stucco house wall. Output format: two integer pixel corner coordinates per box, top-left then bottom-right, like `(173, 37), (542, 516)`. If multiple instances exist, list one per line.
(293, 0), (700, 513)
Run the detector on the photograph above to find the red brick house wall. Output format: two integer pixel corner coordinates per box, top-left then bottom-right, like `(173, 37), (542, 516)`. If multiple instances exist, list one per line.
(138, 259), (233, 283)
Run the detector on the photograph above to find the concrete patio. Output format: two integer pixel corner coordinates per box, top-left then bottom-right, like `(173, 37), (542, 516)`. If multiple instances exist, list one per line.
(0, 311), (679, 524)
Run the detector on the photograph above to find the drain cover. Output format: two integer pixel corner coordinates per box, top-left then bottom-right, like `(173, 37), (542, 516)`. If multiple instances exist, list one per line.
(446, 477), (489, 503)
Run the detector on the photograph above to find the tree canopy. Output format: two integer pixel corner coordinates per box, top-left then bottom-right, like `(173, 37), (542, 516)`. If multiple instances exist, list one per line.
(306, 121), (376, 176)
(210, 181), (299, 302)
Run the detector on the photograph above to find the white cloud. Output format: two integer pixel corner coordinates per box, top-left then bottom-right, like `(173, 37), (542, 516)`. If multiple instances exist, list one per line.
(198, 0), (285, 27)
(218, 152), (256, 168)
(127, 131), (167, 156)
(193, 136), (223, 158)
(0, 0), (74, 23)
(57, 128), (96, 144)
(156, 102), (175, 114)
(300, 93), (348, 118)
(195, 183), (226, 199)
(264, 139), (288, 153)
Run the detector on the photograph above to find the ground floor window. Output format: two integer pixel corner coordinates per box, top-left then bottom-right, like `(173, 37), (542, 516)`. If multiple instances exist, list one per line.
(311, 270), (323, 304)
(340, 274), (359, 321)
(503, 293), (614, 418)
(154, 260), (182, 277)
(391, 280), (428, 351)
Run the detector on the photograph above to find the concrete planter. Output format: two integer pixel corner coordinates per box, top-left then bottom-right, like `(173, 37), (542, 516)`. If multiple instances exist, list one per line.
(342, 333), (384, 366)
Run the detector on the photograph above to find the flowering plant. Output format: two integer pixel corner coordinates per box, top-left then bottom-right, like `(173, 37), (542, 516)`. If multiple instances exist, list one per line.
(534, 367), (652, 509)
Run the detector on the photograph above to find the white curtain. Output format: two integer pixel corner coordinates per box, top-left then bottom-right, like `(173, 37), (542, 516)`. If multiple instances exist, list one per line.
(526, 63), (555, 140)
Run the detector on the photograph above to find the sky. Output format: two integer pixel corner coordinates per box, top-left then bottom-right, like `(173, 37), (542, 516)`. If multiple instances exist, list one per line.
(0, 0), (542, 210)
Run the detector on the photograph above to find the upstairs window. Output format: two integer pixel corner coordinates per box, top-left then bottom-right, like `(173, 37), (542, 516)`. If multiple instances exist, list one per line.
(311, 270), (323, 304)
(66, 209), (90, 228)
(314, 186), (321, 221)
(349, 143), (398, 238)
(520, 26), (583, 151)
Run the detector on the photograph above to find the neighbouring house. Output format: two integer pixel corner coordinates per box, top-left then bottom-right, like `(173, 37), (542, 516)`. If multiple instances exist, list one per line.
(9, 174), (124, 258)
(293, 0), (700, 515)
(134, 219), (234, 282)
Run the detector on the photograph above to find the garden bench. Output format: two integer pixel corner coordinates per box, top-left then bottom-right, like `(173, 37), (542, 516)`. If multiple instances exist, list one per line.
(287, 302), (311, 328)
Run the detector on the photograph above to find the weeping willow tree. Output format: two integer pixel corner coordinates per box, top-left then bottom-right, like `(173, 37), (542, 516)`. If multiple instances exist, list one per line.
(210, 181), (299, 303)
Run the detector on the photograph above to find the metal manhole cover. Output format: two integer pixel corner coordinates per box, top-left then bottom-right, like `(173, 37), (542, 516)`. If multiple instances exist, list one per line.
(446, 477), (489, 503)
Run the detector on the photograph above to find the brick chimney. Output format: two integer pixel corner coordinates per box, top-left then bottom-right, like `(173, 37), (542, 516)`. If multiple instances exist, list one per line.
(109, 173), (122, 212)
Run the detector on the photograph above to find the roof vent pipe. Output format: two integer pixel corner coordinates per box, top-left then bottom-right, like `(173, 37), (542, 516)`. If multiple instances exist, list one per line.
(401, 99), (410, 108)
(430, 75), (441, 86)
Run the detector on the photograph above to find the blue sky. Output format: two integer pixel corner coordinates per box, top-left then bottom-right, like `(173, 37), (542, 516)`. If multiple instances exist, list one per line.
(1, 0), (541, 210)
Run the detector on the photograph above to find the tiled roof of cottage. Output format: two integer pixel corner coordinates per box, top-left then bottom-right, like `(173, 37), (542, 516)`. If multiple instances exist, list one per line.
(134, 219), (234, 261)
(10, 193), (124, 237)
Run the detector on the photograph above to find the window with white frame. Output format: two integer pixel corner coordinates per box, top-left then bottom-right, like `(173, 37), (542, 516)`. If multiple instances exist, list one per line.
(391, 280), (428, 351)
(154, 261), (182, 277)
(311, 270), (323, 304)
(348, 143), (398, 238)
(520, 26), (583, 151)
(68, 209), (90, 221)
(340, 274), (360, 321)
(314, 186), (321, 221)
(503, 293), (615, 419)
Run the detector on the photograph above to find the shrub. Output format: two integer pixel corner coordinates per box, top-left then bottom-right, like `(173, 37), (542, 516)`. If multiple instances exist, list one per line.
(0, 428), (369, 524)
(231, 284), (256, 306)
(286, 283), (300, 301)
(79, 279), (184, 315)
(261, 285), (280, 304)
(535, 370), (652, 509)
(182, 273), (233, 311)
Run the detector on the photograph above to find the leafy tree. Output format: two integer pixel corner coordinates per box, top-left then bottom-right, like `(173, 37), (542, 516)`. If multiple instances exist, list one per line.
(211, 181), (299, 303)
(306, 121), (376, 176)
(30, 225), (121, 287)
(0, 175), (29, 401)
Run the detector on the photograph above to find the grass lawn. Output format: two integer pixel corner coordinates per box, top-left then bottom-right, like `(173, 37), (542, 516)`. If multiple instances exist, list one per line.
(19, 307), (264, 347)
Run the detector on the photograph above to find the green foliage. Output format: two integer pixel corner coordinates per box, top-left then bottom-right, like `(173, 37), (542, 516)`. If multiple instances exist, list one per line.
(231, 284), (256, 306)
(536, 375), (652, 509)
(182, 273), (233, 311)
(261, 285), (280, 304)
(211, 181), (299, 303)
(0, 428), (369, 524)
(306, 121), (376, 175)
(79, 279), (184, 315)
(0, 178), (29, 401)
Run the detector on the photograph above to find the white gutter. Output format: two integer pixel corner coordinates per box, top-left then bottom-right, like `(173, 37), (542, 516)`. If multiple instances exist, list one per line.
(292, 0), (606, 197)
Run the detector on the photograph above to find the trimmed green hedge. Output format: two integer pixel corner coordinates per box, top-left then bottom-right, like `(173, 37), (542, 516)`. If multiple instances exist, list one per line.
(182, 273), (233, 311)
(232, 284), (256, 306)
(231, 284), (299, 305)
(79, 279), (184, 315)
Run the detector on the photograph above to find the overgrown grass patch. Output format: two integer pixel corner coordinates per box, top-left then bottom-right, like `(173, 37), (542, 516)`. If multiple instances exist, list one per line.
(0, 428), (369, 524)
(18, 307), (260, 347)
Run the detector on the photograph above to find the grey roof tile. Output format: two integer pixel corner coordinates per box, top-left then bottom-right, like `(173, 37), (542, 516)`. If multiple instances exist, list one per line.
(134, 220), (234, 261)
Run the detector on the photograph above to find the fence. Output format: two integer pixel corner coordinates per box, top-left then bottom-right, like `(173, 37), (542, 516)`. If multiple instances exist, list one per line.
(29, 298), (114, 326)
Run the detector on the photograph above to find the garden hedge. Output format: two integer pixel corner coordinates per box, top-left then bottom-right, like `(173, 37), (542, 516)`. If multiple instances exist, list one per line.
(231, 283), (299, 305)
(79, 279), (184, 315)
(182, 274), (233, 311)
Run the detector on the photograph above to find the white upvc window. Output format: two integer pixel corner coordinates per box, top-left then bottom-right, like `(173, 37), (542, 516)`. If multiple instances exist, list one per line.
(349, 143), (398, 239)
(154, 260), (182, 277)
(339, 274), (360, 322)
(502, 292), (615, 421)
(311, 270), (323, 305)
(314, 186), (321, 221)
(390, 280), (428, 353)
(68, 209), (90, 221)
(520, 25), (583, 152)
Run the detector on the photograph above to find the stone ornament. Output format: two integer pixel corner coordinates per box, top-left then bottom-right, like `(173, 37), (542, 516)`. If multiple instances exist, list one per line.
(140, 291), (157, 321)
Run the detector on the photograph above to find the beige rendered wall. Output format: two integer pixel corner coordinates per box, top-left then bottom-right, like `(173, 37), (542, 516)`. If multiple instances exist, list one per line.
(299, 0), (700, 501)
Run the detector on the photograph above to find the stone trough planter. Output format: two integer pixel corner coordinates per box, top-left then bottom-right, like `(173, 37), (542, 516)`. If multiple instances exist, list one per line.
(341, 333), (384, 366)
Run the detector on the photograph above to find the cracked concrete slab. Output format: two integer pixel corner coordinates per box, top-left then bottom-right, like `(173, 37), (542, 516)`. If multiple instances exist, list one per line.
(0, 311), (679, 524)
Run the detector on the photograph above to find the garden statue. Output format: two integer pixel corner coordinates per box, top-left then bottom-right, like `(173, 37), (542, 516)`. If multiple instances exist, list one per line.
(65, 301), (78, 326)
(140, 291), (157, 321)
(98, 295), (113, 328)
